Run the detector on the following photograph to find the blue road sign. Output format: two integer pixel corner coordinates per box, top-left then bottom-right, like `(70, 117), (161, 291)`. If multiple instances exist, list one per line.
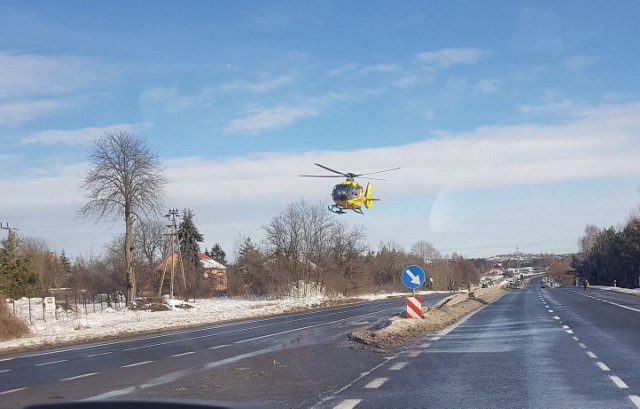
(402, 265), (425, 289)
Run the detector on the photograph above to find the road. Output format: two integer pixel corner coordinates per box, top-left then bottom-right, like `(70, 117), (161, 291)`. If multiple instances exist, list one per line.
(314, 278), (640, 409)
(0, 294), (447, 409)
(4, 282), (640, 409)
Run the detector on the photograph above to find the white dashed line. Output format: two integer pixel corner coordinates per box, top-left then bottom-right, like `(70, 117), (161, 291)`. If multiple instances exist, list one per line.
(0, 387), (27, 395)
(364, 377), (388, 389)
(596, 362), (610, 371)
(628, 395), (640, 408)
(562, 325), (570, 329)
(333, 399), (362, 409)
(34, 359), (67, 366)
(170, 351), (195, 358)
(0, 369), (10, 374)
(389, 362), (408, 371)
(610, 375), (629, 389)
(548, 309), (554, 312)
(421, 342), (431, 348)
(572, 336), (579, 341)
(430, 336), (441, 341)
(578, 343), (587, 349)
(586, 351), (597, 359)
(407, 351), (421, 358)
(60, 372), (99, 381)
(566, 330), (574, 334)
(208, 344), (228, 350)
(553, 316), (560, 320)
(86, 352), (113, 358)
(122, 361), (153, 368)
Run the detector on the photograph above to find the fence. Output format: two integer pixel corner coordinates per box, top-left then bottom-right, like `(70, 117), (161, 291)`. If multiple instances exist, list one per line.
(6, 292), (127, 324)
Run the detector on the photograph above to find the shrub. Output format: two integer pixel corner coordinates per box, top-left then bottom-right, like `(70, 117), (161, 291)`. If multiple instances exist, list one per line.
(0, 298), (31, 341)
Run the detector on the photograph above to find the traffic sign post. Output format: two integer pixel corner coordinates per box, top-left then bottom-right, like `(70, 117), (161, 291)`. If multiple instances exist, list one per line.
(402, 265), (426, 319)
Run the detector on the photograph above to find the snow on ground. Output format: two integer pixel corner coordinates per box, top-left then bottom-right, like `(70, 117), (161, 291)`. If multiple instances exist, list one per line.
(590, 285), (640, 296)
(1, 287), (448, 354)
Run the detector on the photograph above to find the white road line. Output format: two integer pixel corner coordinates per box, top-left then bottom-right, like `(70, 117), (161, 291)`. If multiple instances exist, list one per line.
(0, 387), (27, 395)
(629, 395), (640, 409)
(553, 316), (560, 320)
(0, 357), (14, 362)
(430, 336), (441, 341)
(389, 362), (408, 371)
(566, 330), (574, 334)
(122, 361), (153, 368)
(596, 362), (610, 371)
(587, 351), (598, 359)
(86, 352), (113, 358)
(421, 342), (432, 348)
(235, 324), (317, 343)
(60, 372), (99, 381)
(333, 399), (362, 409)
(0, 369), (10, 374)
(364, 377), (388, 389)
(170, 352), (195, 358)
(407, 351), (421, 358)
(548, 309), (554, 312)
(578, 343), (587, 349)
(562, 325), (570, 329)
(610, 375), (629, 389)
(34, 359), (67, 366)
(208, 344), (228, 350)
(572, 336), (579, 341)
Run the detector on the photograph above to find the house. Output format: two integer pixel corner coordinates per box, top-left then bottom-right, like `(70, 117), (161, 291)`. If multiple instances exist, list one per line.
(198, 253), (227, 292)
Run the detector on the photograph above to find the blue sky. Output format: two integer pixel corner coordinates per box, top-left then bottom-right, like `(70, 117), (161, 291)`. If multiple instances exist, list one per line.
(1, 1), (640, 259)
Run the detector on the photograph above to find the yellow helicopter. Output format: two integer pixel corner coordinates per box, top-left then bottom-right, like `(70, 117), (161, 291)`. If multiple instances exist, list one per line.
(300, 163), (399, 214)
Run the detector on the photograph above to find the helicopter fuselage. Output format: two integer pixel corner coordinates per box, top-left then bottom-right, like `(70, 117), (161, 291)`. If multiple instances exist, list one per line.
(329, 180), (373, 214)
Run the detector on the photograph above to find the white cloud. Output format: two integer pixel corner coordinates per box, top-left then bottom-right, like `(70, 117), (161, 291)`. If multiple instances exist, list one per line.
(0, 52), (112, 99)
(563, 56), (594, 74)
(415, 48), (488, 69)
(472, 79), (499, 94)
(224, 104), (318, 134)
(139, 85), (215, 113)
(357, 64), (400, 76)
(0, 99), (75, 126)
(326, 62), (359, 78)
(220, 75), (293, 94)
(21, 124), (136, 146)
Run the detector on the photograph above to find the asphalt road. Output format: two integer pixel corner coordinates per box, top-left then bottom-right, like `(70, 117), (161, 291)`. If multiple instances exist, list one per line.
(314, 278), (640, 409)
(0, 294), (448, 409)
(5, 282), (640, 409)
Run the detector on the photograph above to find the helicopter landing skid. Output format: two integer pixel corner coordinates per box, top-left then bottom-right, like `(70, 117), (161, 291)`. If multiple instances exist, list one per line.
(328, 204), (363, 215)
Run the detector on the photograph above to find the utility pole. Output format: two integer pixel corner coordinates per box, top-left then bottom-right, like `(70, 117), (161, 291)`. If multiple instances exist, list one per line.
(158, 209), (187, 299)
(0, 222), (18, 238)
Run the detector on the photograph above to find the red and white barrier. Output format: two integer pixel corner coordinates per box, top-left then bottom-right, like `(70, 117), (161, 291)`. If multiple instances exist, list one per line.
(406, 295), (422, 318)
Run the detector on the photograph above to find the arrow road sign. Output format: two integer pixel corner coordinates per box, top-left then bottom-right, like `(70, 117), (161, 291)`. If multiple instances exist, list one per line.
(402, 265), (425, 289)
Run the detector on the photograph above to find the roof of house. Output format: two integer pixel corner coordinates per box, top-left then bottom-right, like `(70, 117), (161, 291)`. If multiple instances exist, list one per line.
(198, 253), (227, 270)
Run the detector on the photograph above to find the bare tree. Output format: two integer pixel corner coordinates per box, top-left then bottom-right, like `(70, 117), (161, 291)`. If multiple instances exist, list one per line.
(410, 240), (442, 264)
(79, 130), (167, 303)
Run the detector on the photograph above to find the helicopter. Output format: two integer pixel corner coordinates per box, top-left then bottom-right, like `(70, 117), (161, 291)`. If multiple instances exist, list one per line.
(300, 163), (399, 214)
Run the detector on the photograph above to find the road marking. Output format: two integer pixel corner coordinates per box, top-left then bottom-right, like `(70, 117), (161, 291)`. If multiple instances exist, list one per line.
(208, 344), (228, 350)
(430, 336), (441, 341)
(122, 361), (153, 368)
(610, 375), (629, 389)
(587, 351), (598, 358)
(389, 362), (408, 371)
(553, 316), (560, 319)
(596, 362), (610, 371)
(0, 369), (10, 374)
(572, 336), (579, 341)
(562, 325), (570, 329)
(0, 357), (14, 362)
(60, 372), (99, 381)
(235, 324), (317, 343)
(86, 352), (113, 358)
(407, 351), (421, 358)
(333, 399), (362, 409)
(421, 342), (431, 348)
(170, 352), (195, 358)
(566, 330), (574, 334)
(0, 387), (27, 395)
(364, 377), (388, 389)
(578, 343), (587, 349)
(628, 395), (640, 408)
(548, 309), (554, 312)
(34, 359), (67, 366)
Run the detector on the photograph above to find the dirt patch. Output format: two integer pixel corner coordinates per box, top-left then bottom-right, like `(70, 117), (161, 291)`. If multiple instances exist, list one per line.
(349, 287), (507, 350)
(0, 298), (30, 341)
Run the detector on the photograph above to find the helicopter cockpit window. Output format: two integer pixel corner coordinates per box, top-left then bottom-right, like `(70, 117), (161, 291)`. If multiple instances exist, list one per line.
(332, 185), (359, 200)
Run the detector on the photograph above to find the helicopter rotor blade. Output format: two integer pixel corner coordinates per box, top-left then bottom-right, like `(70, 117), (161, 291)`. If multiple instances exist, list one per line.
(355, 167), (401, 177)
(299, 174), (344, 178)
(313, 163), (350, 177)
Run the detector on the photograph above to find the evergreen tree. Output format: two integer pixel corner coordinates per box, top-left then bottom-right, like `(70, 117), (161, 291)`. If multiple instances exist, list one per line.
(209, 243), (227, 265)
(59, 250), (72, 287)
(178, 209), (204, 274)
(0, 230), (41, 298)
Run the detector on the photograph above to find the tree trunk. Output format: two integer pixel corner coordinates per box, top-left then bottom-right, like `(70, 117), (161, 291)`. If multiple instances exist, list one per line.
(125, 212), (136, 303)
